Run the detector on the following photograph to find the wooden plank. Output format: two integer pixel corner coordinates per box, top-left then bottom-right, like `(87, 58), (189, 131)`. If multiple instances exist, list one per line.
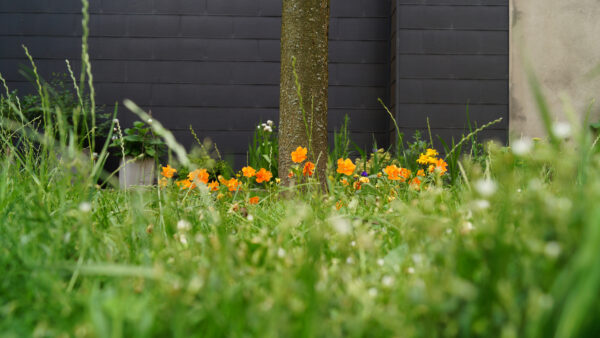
(397, 54), (508, 79)
(397, 5), (508, 30)
(396, 30), (508, 55)
(397, 0), (508, 5)
(396, 79), (507, 104)
(396, 103), (508, 129)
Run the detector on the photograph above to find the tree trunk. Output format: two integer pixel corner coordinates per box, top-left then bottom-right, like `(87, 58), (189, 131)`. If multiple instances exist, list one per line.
(278, 0), (330, 188)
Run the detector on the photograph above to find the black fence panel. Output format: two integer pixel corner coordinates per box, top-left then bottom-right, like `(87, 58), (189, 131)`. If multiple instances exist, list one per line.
(391, 0), (509, 147)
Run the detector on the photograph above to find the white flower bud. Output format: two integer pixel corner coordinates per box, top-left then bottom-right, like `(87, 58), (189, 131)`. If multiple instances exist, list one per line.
(512, 138), (533, 156)
(177, 219), (191, 232)
(79, 202), (91, 213)
(553, 122), (571, 139)
(474, 179), (497, 197)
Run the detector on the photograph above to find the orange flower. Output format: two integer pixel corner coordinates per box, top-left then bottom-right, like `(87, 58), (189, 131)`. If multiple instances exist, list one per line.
(218, 175), (227, 184)
(291, 146), (307, 163)
(336, 158), (356, 176)
(188, 169), (209, 185)
(177, 179), (193, 190)
(399, 168), (411, 181)
(288, 171), (294, 178)
(353, 181), (361, 190)
(208, 181), (219, 191)
(435, 158), (448, 175)
(340, 178), (349, 186)
(226, 178), (241, 191)
(161, 164), (177, 178)
(428, 165), (435, 173)
(410, 177), (422, 190)
(385, 165), (411, 182)
(242, 166), (256, 178)
(335, 201), (343, 210)
(303, 161), (315, 176)
(384, 165), (401, 180)
(248, 196), (260, 205)
(255, 168), (273, 183)
(417, 169), (425, 177)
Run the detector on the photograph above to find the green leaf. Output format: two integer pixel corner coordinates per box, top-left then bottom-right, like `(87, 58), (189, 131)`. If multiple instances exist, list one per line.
(124, 135), (142, 142)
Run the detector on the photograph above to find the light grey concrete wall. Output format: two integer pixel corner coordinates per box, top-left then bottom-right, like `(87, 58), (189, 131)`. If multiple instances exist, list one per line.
(509, 0), (600, 139)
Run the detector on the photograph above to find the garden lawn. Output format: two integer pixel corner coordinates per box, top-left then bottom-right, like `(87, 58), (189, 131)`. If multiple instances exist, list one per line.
(2, 133), (600, 337)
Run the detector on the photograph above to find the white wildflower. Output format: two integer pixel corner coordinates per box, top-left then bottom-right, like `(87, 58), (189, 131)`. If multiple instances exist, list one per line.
(407, 267), (415, 274)
(147, 118), (153, 124)
(277, 247), (286, 258)
(267, 120), (273, 126)
(512, 138), (533, 156)
(264, 126), (272, 132)
(461, 221), (475, 234)
(552, 122), (571, 139)
(368, 288), (378, 297)
(351, 241), (356, 247)
(179, 234), (188, 246)
(346, 257), (354, 264)
(474, 179), (497, 197)
(473, 199), (490, 210)
(79, 202), (91, 213)
(113, 118), (119, 123)
(247, 214), (254, 221)
(382, 275), (394, 287)
(377, 258), (385, 266)
(544, 241), (561, 258)
(331, 217), (352, 235)
(177, 219), (191, 232)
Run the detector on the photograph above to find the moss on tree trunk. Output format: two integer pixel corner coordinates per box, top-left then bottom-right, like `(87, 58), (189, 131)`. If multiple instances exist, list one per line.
(278, 0), (330, 189)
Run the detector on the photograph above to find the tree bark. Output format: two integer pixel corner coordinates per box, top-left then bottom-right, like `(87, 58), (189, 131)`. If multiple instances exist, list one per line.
(278, 0), (330, 188)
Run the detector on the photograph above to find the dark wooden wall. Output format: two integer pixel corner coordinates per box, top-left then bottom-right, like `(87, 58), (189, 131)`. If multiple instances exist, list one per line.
(0, 0), (390, 167)
(391, 0), (508, 147)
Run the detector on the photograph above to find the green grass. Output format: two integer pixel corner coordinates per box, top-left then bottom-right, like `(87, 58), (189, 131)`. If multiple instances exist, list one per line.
(1, 116), (600, 337)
